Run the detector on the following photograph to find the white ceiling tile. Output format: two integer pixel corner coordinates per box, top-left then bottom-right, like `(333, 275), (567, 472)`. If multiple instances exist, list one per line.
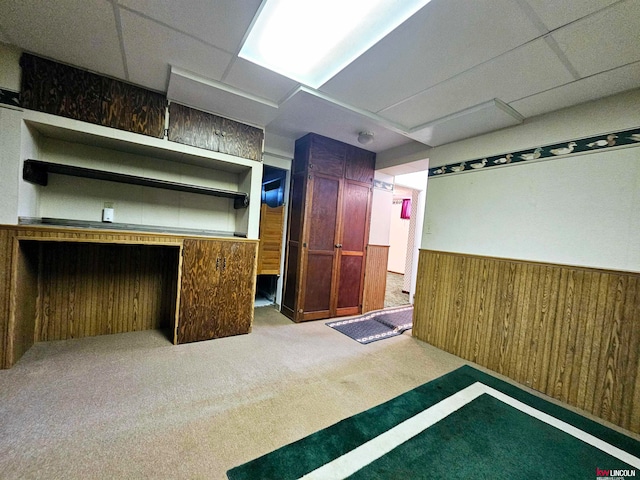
(118, 0), (262, 53)
(223, 58), (299, 104)
(408, 100), (523, 146)
(523, 0), (619, 31)
(321, 0), (543, 113)
(0, 0), (125, 79)
(551, 0), (640, 78)
(120, 9), (233, 92)
(509, 61), (640, 118)
(167, 68), (279, 127)
(1, 0), (638, 155)
(267, 90), (413, 152)
(380, 38), (575, 128)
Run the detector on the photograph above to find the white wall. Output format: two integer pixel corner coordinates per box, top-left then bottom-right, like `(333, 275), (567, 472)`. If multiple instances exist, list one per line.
(388, 188), (412, 273)
(33, 137), (242, 232)
(18, 121), (39, 219)
(0, 107), (22, 223)
(0, 45), (25, 223)
(369, 171), (393, 246)
(0, 43), (21, 91)
(422, 89), (640, 273)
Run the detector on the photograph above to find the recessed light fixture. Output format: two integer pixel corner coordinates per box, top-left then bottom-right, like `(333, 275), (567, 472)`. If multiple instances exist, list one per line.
(239, 0), (432, 88)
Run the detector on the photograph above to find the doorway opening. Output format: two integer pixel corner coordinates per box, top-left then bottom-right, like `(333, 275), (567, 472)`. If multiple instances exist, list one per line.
(370, 162), (428, 310)
(256, 165), (287, 307)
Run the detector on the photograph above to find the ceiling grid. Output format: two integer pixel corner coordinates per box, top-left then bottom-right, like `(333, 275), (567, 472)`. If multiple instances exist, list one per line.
(0, 0), (637, 152)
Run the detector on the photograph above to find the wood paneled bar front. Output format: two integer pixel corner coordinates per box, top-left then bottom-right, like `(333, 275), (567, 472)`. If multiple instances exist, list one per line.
(0, 225), (258, 369)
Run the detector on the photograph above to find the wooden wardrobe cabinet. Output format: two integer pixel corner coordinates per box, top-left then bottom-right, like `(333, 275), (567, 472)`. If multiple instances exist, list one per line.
(282, 133), (375, 322)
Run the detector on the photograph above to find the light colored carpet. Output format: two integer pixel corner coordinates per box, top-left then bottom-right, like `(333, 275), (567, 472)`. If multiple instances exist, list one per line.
(0, 307), (464, 480)
(1, 307), (637, 479)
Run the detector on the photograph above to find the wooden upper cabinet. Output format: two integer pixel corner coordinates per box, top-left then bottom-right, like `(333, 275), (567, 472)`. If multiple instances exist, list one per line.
(101, 78), (166, 138)
(345, 145), (375, 184)
(20, 53), (166, 138)
(168, 103), (264, 162)
(20, 53), (103, 124)
(294, 133), (347, 177)
(309, 135), (347, 177)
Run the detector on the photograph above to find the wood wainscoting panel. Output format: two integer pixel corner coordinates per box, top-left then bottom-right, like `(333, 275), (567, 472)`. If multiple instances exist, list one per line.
(362, 245), (390, 313)
(13, 241), (40, 363)
(36, 242), (179, 341)
(413, 249), (640, 433)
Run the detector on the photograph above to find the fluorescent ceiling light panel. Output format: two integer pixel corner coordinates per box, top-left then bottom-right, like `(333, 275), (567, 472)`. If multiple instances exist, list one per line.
(240, 0), (431, 88)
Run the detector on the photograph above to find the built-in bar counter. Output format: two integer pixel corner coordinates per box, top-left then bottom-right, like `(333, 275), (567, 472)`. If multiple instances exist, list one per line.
(0, 223), (258, 369)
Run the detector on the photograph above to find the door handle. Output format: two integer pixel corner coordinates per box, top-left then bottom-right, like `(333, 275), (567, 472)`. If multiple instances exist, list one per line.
(335, 244), (342, 248)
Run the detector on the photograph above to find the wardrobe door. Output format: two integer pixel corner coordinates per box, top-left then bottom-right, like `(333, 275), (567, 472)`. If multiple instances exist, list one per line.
(300, 173), (341, 321)
(335, 180), (371, 317)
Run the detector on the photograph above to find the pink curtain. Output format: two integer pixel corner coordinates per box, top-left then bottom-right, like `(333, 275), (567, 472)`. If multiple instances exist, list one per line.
(400, 198), (411, 219)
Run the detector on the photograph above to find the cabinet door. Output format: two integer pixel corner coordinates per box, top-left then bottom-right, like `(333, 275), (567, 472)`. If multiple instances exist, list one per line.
(20, 53), (102, 124)
(215, 241), (256, 337)
(177, 239), (256, 344)
(309, 134), (346, 177)
(177, 239), (223, 344)
(300, 173), (341, 321)
(101, 78), (166, 138)
(335, 180), (372, 317)
(345, 145), (375, 184)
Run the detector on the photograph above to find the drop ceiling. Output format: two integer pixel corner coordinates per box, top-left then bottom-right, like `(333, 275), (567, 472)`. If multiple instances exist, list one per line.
(1, 0), (639, 154)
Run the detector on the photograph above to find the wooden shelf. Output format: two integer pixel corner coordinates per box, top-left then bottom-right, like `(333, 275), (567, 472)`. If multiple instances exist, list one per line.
(23, 159), (249, 209)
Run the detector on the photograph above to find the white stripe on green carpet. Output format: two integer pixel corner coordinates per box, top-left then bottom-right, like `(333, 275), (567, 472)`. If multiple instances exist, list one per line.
(299, 382), (640, 480)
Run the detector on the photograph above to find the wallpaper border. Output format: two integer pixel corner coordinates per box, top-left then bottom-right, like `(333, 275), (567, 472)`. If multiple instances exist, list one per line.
(428, 126), (640, 177)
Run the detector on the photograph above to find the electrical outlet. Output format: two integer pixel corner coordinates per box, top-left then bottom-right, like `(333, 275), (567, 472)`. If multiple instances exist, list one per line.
(102, 207), (114, 223)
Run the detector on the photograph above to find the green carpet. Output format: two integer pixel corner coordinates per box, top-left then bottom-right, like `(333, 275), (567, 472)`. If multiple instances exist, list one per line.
(227, 365), (640, 479)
